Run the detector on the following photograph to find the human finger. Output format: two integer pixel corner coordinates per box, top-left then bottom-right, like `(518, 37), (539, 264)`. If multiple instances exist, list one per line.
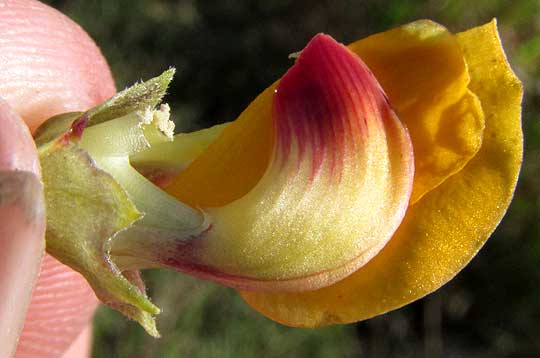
(0, 99), (45, 358)
(0, 0), (116, 357)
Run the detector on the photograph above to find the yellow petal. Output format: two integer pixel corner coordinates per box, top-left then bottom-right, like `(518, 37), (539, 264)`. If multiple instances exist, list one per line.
(130, 123), (227, 183)
(163, 35), (414, 291)
(166, 20), (481, 206)
(349, 20), (485, 203)
(241, 20), (523, 327)
(166, 84), (275, 207)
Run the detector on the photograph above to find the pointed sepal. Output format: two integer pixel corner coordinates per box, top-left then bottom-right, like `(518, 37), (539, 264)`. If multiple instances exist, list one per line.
(34, 70), (180, 337)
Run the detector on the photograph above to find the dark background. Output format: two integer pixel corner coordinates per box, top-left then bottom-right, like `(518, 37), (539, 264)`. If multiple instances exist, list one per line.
(44, 1), (540, 357)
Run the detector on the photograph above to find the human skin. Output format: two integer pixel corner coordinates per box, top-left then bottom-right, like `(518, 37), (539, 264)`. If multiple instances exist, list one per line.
(0, 0), (116, 357)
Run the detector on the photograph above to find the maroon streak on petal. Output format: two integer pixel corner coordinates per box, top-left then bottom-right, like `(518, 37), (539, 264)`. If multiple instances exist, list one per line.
(273, 34), (391, 182)
(69, 114), (89, 140)
(131, 34), (414, 293)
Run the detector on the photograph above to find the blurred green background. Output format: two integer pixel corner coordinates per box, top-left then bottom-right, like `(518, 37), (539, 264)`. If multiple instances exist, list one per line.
(44, 0), (540, 357)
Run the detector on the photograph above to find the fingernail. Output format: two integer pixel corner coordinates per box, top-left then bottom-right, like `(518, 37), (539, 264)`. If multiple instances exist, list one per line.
(0, 99), (45, 357)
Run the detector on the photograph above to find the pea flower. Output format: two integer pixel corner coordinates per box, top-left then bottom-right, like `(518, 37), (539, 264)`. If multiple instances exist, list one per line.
(35, 19), (522, 336)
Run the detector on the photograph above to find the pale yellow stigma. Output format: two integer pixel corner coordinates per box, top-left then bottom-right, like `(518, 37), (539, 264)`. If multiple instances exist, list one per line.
(140, 104), (175, 139)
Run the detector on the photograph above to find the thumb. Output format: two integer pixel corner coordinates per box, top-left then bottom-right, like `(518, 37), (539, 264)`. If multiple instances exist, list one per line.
(0, 99), (45, 358)
(0, 0), (115, 133)
(0, 0), (117, 357)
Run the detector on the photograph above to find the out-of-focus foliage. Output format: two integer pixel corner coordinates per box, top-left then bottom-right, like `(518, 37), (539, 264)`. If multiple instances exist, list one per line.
(43, 1), (540, 357)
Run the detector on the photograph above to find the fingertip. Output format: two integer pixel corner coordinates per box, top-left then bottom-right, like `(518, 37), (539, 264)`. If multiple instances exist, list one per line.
(0, 99), (45, 357)
(0, 0), (116, 132)
(0, 1), (115, 355)
(61, 325), (93, 358)
(14, 256), (99, 358)
(0, 99), (40, 174)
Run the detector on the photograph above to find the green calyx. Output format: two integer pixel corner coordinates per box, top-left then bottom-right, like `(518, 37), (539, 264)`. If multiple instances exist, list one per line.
(35, 69), (207, 337)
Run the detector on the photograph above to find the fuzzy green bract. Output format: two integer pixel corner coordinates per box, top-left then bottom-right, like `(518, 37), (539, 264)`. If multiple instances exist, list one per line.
(35, 69), (177, 337)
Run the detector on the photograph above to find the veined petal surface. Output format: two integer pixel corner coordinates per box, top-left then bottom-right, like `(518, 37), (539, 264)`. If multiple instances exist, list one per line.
(241, 20), (523, 327)
(350, 20), (485, 203)
(165, 20), (485, 206)
(164, 35), (414, 291)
